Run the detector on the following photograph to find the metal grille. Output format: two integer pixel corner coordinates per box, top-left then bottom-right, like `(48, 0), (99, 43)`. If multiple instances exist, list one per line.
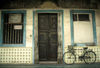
(3, 13), (23, 44)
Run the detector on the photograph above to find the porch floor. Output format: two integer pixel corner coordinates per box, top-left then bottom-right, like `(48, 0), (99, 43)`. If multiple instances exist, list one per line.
(0, 63), (100, 68)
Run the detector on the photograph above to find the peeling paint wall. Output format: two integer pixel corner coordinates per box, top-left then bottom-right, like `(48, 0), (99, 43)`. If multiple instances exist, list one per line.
(38, 1), (58, 9)
(26, 10), (33, 47)
(64, 9), (71, 47)
(0, 0), (99, 9)
(96, 10), (100, 45)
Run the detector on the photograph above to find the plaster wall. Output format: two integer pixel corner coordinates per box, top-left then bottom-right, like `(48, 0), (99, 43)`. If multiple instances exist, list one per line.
(63, 9), (71, 48)
(0, 9), (100, 64)
(26, 10), (33, 47)
(95, 10), (100, 45)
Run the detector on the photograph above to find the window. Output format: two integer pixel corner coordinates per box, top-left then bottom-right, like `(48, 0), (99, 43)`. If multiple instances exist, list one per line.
(73, 14), (90, 21)
(71, 10), (97, 46)
(78, 14), (89, 21)
(3, 13), (24, 44)
(73, 13), (94, 43)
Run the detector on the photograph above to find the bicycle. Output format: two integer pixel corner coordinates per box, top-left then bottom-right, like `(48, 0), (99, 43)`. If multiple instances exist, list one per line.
(63, 45), (96, 65)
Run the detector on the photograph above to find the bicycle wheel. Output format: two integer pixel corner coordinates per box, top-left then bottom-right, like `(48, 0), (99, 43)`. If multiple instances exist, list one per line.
(84, 51), (96, 64)
(63, 52), (76, 65)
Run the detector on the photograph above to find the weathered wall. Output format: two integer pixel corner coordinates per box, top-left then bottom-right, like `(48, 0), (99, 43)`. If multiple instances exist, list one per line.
(95, 10), (100, 45)
(64, 9), (71, 47)
(0, 0), (99, 9)
(0, 8), (100, 64)
(26, 10), (33, 47)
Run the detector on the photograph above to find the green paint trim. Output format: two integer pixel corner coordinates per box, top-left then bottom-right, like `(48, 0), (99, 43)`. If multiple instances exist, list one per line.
(74, 43), (96, 46)
(70, 10), (74, 46)
(2, 10), (26, 14)
(32, 11), (35, 64)
(0, 13), (4, 44)
(0, 10), (26, 47)
(36, 10), (63, 13)
(62, 10), (65, 54)
(70, 10), (97, 46)
(92, 11), (97, 45)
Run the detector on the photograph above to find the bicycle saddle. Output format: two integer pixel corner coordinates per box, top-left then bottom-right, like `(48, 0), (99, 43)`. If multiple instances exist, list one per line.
(83, 47), (88, 50)
(68, 46), (73, 49)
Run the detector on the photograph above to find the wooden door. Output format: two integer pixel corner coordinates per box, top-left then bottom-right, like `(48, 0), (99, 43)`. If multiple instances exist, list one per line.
(38, 13), (57, 61)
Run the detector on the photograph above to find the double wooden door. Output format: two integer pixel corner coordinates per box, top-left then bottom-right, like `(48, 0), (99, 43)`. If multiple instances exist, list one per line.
(38, 13), (58, 61)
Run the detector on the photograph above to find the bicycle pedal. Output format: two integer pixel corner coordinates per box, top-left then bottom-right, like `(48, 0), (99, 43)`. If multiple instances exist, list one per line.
(79, 56), (83, 60)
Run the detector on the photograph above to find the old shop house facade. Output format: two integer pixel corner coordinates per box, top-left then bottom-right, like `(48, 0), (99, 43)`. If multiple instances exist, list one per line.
(0, 0), (100, 64)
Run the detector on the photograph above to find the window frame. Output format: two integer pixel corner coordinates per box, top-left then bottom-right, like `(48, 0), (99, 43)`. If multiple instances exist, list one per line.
(0, 10), (26, 47)
(73, 13), (90, 21)
(70, 10), (97, 46)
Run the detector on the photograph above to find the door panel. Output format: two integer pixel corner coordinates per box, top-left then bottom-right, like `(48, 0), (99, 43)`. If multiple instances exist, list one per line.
(38, 13), (57, 61)
(38, 14), (49, 30)
(39, 44), (47, 60)
(49, 14), (57, 61)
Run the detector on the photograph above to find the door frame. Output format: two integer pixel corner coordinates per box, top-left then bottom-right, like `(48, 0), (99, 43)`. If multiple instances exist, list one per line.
(33, 10), (64, 64)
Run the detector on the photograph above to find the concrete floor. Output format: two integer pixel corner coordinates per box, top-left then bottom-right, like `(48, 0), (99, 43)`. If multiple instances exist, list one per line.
(0, 63), (100, 68)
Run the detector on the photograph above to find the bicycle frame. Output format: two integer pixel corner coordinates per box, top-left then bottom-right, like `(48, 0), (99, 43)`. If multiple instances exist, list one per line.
(67, 46), (93, 61)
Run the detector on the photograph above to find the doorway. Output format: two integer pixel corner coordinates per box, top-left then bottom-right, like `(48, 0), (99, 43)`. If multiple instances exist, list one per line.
(38, 13), (58, 61)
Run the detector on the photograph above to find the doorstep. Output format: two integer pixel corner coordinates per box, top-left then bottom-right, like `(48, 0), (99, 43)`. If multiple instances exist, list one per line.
(39, 61), (57, 64)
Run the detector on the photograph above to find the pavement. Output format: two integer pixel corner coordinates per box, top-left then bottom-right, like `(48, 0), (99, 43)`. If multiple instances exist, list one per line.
(0, 63), (100, 68)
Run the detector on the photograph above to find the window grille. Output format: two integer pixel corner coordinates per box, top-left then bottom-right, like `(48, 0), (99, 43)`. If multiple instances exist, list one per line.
(3, 13), (24, 44)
